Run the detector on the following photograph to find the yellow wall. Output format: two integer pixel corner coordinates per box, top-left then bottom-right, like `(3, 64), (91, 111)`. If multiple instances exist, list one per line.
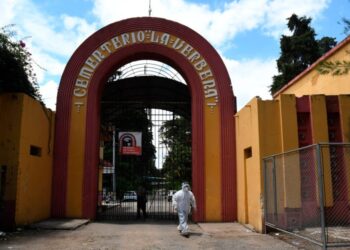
(258, 99), (284, 229)
(236, 98), (260, 226)
(0, 94), (22, 203)
(277, 43), (350, 97)
(236, 94), (350, 232)
(273, 40), (350, 209)
(276, 95), (300, 208)
(0, 93), (54, 226)
(66, 95), (87, 217)
(310, 95), (333, 206)
(204, 104), (222, 221)
(236, 97), (282, 232)
(236, 39), (350, 233)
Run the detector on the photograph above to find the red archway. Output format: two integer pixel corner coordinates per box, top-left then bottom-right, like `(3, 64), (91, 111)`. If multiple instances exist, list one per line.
(52, 17), (236, 222)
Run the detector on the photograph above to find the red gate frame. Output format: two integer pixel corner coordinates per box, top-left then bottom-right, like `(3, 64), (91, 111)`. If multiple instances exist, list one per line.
(52, 17), (236, 221)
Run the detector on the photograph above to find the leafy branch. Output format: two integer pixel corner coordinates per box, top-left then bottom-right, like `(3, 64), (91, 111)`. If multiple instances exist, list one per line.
(0, 24), (41, 100)
(317, 51), (350, 76)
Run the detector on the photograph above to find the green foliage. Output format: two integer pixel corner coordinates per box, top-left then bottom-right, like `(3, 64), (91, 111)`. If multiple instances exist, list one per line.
(0, 25), (41, 100)
(102, 106), (157, 197)
(159, 117), (191, 189)
(317, 52), (350, 75)
(318, 3), (350, 76)
(318, 37), (337, 55)
(270, 14), (337, 94)
(342, 18), (350, 35)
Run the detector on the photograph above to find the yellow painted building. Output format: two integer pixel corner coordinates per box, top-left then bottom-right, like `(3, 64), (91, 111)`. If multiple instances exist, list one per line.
(274, 36), (350, 97)
(236, 96), (300, 231)
(236, 35), (350, 232)
(0, 93), (54, 228)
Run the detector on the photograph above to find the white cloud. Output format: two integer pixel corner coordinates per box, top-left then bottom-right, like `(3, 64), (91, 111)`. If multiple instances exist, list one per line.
(1, 0), (332, 110)
(20, 11), (96, 58)
(40, 80), (59, 110)
(0, 0), (19, 27)
(91, 0), (267, 47)
(1, 0), (97, 64)
(223, 57), (277, 110)
(31, 48), (66, 83)
(0, 0), (98, 109)
(91, 0), (330, 48)
(89, 0), (329, 110)
(60, 15), (98, 51)
(264, 0), (331, 38)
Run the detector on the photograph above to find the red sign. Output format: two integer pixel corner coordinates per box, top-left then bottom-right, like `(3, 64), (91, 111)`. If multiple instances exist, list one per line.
(119, 132), (142, 155)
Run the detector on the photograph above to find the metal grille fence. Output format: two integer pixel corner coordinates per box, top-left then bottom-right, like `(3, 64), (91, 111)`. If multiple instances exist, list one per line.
(97, 103), (191, 221)
(264, 143), (350, 249)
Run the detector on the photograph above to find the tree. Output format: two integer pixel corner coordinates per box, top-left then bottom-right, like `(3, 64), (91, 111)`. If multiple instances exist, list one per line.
(342, 18), (350, 35)
(101, 106), (157, 197)
(270, 14), (337, 94)
(340, 0), (350, 36)
(0, 25), (41, 100)
(159, 116), (191, 189)
(318, 37), (337, 55)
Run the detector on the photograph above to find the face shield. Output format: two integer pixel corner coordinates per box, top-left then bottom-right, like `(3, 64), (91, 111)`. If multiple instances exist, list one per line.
(182, 183), (190, 192)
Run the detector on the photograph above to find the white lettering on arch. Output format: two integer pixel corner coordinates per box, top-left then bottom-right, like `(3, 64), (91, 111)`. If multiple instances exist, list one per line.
(73, 30), (219, 110)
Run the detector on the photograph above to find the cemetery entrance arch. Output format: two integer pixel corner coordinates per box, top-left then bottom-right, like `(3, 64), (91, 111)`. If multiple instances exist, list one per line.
(52, 17), (236, 222)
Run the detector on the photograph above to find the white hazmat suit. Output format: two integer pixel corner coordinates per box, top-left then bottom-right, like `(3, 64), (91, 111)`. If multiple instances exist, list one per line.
(172, 182), (196, 236)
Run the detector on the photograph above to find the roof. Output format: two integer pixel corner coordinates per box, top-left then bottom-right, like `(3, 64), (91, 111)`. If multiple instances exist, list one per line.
(273, 35), (350, 98)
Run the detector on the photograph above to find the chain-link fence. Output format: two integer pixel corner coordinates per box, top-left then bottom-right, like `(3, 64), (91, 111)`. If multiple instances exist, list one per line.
(264, 143), (350, 249)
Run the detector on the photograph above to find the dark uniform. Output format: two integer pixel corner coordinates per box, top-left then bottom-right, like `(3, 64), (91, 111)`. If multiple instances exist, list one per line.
(137, 186), (147, 219)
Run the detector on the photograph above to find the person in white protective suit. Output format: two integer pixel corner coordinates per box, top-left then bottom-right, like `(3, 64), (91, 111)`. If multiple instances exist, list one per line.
(172, 182), (196, 236)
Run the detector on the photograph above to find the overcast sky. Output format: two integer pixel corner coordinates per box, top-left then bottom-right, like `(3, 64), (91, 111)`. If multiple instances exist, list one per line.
(1, 0), (349, 110)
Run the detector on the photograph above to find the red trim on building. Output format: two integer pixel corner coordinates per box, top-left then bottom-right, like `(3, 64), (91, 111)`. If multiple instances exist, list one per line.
(223, 96), (237, 221)
(296, 96), (319, 225)
(326, 96), (339, 113)
(296, 96), (311, 113)
(53, 17), (236, 221)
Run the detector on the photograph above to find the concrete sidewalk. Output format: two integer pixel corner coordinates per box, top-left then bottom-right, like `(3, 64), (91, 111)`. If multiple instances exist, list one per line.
(31, 219), (90, 230)
(0, 220), (297, 249)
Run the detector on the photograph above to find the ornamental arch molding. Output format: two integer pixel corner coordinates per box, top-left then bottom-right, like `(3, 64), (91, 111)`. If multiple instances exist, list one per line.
(52, 17), (236, 222)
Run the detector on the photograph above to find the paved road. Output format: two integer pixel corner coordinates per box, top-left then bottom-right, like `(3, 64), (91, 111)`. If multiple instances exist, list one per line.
(0, 221), (297, 250)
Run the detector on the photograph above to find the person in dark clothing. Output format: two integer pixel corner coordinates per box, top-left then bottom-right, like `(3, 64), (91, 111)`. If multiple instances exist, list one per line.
(137, 185), (147, 219)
